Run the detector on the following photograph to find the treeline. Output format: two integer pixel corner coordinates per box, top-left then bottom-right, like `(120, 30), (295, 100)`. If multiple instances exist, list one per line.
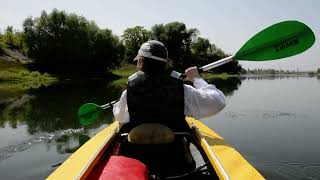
(1, 9), (242, 76)
(246, 68), (318, 74)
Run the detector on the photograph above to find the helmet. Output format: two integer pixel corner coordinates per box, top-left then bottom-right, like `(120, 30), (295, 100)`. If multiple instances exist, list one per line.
(134, 40), (168, 63)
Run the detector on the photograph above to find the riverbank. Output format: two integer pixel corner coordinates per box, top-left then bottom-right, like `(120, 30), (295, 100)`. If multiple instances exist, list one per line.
(110, 64), (136, 87)
(0, 60), (58, 91)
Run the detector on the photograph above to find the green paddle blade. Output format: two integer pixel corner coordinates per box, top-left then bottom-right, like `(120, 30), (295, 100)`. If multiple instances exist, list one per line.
(78, 103), (102, 125)
(235, 21), (315, 61)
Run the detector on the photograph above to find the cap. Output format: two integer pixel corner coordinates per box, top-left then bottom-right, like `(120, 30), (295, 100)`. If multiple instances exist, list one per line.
(134, 40), (168, 63)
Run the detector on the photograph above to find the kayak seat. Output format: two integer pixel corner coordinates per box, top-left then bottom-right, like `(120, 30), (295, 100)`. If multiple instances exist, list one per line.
(127, 123), (175, 144)
(121, 123), (196, 176)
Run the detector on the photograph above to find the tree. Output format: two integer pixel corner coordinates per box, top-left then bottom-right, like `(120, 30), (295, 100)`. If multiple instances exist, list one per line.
(122, 26), (151, 62)
(191, 37), (241, 74)
(0, 32), (5, 48)
(0, 26), (27, 54)
(191, 37), (211, 58)
(23, 9), (124, 75)
(150, 22), (242, 73)
(4, 26), (16, 48)
(191, 37), (220, 67)
(151, 22), (198, 70)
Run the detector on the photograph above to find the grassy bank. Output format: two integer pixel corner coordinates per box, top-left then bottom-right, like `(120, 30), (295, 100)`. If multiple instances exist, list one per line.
(111, 64), (136, 78)
(110, 64), (136, 87)
(0, 60), (58, 91)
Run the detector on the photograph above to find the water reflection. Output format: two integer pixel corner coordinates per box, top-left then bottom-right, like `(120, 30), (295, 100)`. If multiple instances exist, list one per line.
(56, 134), (91, 154)
(0, 79), (122, 163)
(1, 77), (242, 133)
(242, 74), (315, 81)
(0, 79), (123, 133)
(206, 77), (241, 96)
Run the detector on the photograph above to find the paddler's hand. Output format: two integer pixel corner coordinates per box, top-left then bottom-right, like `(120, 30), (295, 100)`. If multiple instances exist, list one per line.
(185, 66), (201, 82)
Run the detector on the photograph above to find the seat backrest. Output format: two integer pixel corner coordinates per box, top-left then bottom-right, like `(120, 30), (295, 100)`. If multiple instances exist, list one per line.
(128, 123), (175, 144)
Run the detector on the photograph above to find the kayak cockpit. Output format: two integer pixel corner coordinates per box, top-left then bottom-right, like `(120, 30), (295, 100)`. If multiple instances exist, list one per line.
(47, 118), (264, 180)
(86, 124), (219, 180)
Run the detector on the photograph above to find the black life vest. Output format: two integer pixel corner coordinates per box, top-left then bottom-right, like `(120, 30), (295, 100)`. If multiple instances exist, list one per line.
(126, 71), (188, 131)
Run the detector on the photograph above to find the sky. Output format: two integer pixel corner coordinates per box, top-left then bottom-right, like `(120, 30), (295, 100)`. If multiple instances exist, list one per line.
(0, 0), (319, 71)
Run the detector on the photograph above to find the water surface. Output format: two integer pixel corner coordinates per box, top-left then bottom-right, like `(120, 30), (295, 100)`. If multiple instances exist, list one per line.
(205, 75), (320, 180)
(0, 75), (320, 179)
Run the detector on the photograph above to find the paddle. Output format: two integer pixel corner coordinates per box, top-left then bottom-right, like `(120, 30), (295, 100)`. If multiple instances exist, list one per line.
(78, 20), (315, 125)
(78, 101), (117, 125)
(175, 20), (316, 78)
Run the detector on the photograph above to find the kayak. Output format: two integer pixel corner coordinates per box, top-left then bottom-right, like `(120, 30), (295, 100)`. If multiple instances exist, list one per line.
(47, 117), (264, 180)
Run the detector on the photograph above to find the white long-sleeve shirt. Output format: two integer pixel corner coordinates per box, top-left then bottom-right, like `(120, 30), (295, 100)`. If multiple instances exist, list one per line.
(113, 77), (226, 124)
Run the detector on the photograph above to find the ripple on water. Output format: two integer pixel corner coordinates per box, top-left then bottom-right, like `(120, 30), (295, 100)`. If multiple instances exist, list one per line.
(263, 162), (320, 180)
(0, 128), (84, 162)
(224, 110), (300, 120)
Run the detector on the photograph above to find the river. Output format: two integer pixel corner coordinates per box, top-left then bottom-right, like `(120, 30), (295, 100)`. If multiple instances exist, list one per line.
(0, 75), (320, 179)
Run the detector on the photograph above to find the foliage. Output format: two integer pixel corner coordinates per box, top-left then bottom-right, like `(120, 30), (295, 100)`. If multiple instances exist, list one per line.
(111, 63), (136, 78)
(0, 26), (28, 54)
(151, 22), (198, 70)
(191, 37), (242, 74)
(0, 68), (57, 91)
(0, 33), (5, 48)
(22, 9), (124, 75)
(1, 10), (242, 75)
(0, 60), (57, 91)
(0, 69), (56, 82)
(149, 22), (241, 73)
(317, 68), (320, 74)
(122, 26), (151, 62)
(111, 63), (137, 87)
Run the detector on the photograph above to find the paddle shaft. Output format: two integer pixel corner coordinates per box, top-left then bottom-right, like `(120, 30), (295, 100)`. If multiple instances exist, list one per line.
(176, 55), (235, 79)
(199, 56), (235, 72)
(101, 100), (118, 109)
(100, 100), (118, 109)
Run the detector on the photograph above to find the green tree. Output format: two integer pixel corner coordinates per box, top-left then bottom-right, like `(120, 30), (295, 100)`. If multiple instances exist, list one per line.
(191, 37), (217, 67)
(0, 26), (27, 54)
(191, 37), (241, 74)
(150, 22), (242, 73)
(122, 26), (151, 62)
(23, 9), (124, 75)
(151, 22), (198, 70)
(0, 31), (5, 48)
(191, 37), (211, 57)
(4, 26), (16, 48)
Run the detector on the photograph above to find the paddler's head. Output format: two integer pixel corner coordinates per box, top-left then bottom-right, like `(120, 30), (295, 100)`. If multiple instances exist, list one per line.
(134, 40), (168, 75)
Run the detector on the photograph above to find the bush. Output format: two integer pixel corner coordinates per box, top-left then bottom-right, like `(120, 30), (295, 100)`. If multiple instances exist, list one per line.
(23, 9), (124, 75)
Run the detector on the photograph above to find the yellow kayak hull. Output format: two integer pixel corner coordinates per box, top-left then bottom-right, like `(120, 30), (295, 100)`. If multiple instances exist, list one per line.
(47, 117), (264, 180)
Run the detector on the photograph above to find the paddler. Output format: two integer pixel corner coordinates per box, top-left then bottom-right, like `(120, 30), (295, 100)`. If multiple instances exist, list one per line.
(113, 40), (226, 175)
